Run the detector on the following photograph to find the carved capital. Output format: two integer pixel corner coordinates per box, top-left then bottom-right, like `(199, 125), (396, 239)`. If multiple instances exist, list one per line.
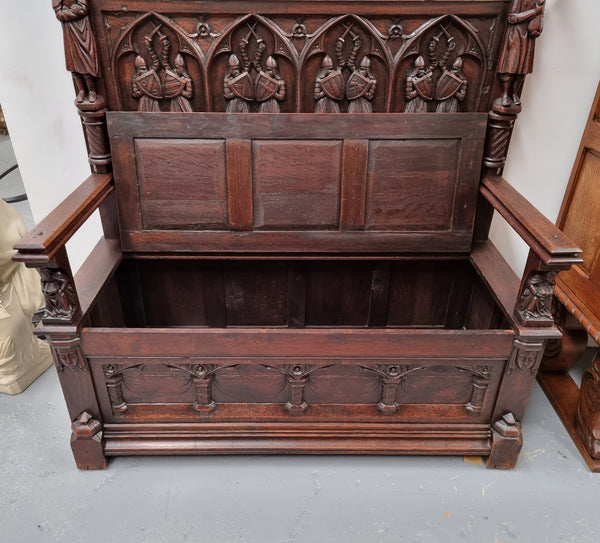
(508, 339), (545, 375)
(49, 337), (87, 373)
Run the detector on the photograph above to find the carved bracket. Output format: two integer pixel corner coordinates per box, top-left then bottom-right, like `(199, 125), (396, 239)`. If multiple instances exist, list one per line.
(508, 339), (545, 375)
(39, 267), (81, 325)
(514, 270), (557, 326)
(49, 337), (87, 373)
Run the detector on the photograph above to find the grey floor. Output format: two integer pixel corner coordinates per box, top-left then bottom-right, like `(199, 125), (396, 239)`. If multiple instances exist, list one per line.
(2, 134), (600, 543)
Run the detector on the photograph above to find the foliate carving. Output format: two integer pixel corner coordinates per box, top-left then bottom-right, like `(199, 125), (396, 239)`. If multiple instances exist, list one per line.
(515, 271), (557, 325)
(190, 18), (218, 41)
(508, 339), (545, 375)
(53, 0), (101, 105)
(40, 268), (80, 323)
(49, 337), (87, 372)
(103, 365), (128, 413)
(496, 0), (546, 109)
(465, 366), (490, 414)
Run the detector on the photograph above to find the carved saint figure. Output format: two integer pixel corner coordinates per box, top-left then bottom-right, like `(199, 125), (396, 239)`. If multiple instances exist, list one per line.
(164, 54), (193, 112)
(498, 0), (545, 107)
(52, 0), (100, 103)
(404, 56), (434, 113)
(347, 57), (377, 113)
(516, 271), (556, 320)
(256, 56), (286, 113)
(224, 54), (254, 112)
(314, 56), (343, 113)
(435, 57), (468, 112)
(40, 268), (78, 321)
(131, 55), (161, 112)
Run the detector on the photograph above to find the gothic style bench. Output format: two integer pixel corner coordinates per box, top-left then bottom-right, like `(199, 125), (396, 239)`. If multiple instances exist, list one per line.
(14, 0), (580, 468)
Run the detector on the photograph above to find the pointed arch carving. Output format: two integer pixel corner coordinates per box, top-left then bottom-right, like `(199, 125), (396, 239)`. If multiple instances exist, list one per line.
(300, 14), (392, 113)
(112, 12), (206, 112)
(392, 14), (489, 112)
(206, 15), (297, 112)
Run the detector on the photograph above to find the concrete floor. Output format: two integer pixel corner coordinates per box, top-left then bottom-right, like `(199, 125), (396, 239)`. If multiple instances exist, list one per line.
(3, 134), (600, 543)
(1, 355), (599, 543)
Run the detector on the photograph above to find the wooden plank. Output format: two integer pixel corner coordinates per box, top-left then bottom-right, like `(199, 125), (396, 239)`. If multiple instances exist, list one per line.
(14, 173), (113, 262)
(226, 139), (253, 230)
(81, 327), (515, 358)
(340, 139), (368, 229)
(537, 371), (600, 472)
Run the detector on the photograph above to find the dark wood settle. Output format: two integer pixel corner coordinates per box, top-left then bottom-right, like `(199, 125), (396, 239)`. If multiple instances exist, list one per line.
(14, 0), (581, 469)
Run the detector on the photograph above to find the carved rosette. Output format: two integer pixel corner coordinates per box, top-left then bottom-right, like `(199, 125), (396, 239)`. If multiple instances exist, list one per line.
(39, 267), (80, 324)
(49, 337), (87, 373)
(508, 339), (545, 375)
(515, 271), (557, 326)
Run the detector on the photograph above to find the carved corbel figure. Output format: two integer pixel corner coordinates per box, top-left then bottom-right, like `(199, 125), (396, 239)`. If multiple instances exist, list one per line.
(497, 0), (546, 108)
(516, 270), (557, 324)
(404, 56), (434, 112)
(256, 56), (286, 113)
(347, 56), (377, 113)
(39, 268), (79, 322)
(52, 0), (100, 104)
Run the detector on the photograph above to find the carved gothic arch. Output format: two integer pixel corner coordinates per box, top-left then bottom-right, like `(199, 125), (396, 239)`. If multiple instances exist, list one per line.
(112, 12), (206, 111)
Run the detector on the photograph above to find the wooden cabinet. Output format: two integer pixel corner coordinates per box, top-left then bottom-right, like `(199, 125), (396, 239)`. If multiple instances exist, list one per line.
(13, 0), (581, 469)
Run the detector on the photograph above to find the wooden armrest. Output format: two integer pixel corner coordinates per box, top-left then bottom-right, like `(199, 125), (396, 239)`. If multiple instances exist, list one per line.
(13, 173), (114, 264)
(480, 176), (582, 267)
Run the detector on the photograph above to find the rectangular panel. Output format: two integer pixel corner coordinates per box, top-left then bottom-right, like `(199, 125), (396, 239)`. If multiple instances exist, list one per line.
(252, 140), (342, 229)
(365, 140), (458, 230)
(135, 139), (228, 229)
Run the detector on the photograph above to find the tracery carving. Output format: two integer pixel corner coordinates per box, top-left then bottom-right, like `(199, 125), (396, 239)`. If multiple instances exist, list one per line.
(53, 0), (101, 105)
(39, 268), (79, 323)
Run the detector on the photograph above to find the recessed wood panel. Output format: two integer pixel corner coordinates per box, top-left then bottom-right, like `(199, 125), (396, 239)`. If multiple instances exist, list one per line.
(366, 140), (459, 230)
(135, 139), (228, 229)
(252, 140), (342, 229)
(561, 150), (600, 277)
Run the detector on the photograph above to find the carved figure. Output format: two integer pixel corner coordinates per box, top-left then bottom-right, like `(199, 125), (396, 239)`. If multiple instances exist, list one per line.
(498, 0), (545, 107)
(131, 55), (161, 112)
(314, 55), (343, 113)
(516, 271), (557, 321)
(164, 54), (193, 112)
(435, 56), (468, 112)
(404, 56), (433, 113)
(347, 57), (376, 113)
(52, 0), (100, 103)
(256, 56), (286, 113)
(40, 268), (78, 321)
(224, 54), (253, 112)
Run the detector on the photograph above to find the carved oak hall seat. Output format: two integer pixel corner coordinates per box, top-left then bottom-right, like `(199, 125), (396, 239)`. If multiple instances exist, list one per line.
(15, 0), (582, 469)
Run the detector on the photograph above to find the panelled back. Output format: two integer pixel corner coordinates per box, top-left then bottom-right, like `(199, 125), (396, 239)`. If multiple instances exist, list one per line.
(108, 112), (487, 254)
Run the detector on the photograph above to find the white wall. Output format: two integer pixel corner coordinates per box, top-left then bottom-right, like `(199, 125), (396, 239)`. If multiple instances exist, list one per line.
(1, 0), (599, 272)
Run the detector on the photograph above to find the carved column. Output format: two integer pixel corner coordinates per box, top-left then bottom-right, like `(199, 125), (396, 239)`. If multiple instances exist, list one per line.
(104, 365), (128, 413)
(285, 365), (309, 414)
(191, 365), (216, 413)
(377, 365), (403, 414)
(483, 110), (517, 171)
(78, 104), (111, 174)
(465, 367), (490, 414)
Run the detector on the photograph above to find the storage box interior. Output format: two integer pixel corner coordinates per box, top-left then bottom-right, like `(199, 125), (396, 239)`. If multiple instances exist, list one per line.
(87, 258), (510, 331)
